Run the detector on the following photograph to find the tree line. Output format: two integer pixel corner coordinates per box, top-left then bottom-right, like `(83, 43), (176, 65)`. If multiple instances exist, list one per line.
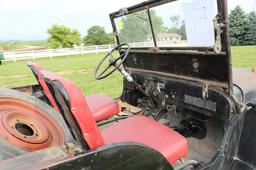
(229, 6), (256, 46)
(47, 10), (184, 49)
(47, 5), (256, 48)
(47, 25), (114, 49)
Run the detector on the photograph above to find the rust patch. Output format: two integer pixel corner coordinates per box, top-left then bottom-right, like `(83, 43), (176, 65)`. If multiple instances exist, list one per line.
(252, 68), (256, 73)
(0, 97), (65, 151)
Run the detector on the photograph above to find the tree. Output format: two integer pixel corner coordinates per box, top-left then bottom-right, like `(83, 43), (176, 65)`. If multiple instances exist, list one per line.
(150, 10), (165, 34)
(170, 15), (181, 28)
(107, 33), (115, 44)
(118, 10), (164, 43)
(47, 24), (81, 49)
(83, 26), (109, 45)
(229, 6), (246, 46)
(178, 21), (187, 40)
(243, 11), (256, 45)
(168, 17), (187, 40)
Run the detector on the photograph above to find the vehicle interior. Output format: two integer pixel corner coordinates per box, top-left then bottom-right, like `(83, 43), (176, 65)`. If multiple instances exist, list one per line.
(3, 0), (256, 170)
(8, 0), (230, 169)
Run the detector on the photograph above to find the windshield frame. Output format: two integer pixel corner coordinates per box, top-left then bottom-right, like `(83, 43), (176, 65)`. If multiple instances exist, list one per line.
(109, 0), (228, 52)
(110, 0), (233, 95)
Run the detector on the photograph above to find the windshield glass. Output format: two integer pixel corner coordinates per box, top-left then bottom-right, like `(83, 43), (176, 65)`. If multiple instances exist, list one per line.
(115, 10), (154, 47)
(114, 0), (218, 48)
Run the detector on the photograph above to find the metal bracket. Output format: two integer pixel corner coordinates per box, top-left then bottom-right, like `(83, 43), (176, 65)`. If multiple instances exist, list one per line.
(213, 15), (225, 54)
(62, 143), (83, 156)
(202, 83), (209, 99)
(117, 8), (128, 17)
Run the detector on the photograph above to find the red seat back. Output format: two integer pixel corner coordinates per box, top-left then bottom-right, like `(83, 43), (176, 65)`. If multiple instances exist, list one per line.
(27, 62), (60, 112)
(27, 62), (104, 149)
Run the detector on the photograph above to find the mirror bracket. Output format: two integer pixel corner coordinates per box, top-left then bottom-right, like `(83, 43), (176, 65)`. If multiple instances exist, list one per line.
(116, 8), (129, 17)
(213, 15), (225, 53)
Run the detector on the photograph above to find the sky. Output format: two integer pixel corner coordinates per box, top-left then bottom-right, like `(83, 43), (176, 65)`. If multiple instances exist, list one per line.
(0, 0), (255, 41)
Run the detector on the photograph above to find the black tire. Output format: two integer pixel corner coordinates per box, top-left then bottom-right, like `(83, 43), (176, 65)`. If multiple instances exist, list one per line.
(0, 88), (74, 160)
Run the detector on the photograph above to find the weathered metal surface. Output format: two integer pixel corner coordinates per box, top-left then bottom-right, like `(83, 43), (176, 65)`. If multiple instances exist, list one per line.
(125, 67), (228, 88)
(110, 0), (177, 19)
(0, 88), (75, 161)
(231, 107), (256, 170)
(0, 145), (79, 170)
(47, 143), (174, 170)
(122, 72), (233, 120)
(110, 0), (232, 94)
(0, 97), (65, 151)
(0, 143), (173, 170)
(124, 51), (230, 85)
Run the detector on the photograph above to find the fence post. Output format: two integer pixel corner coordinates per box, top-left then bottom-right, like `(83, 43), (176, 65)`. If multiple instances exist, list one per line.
(32, 50), (35, 60)
(66, 48), (69, 59)
(81, 45), (84, 56)
(13, 53), (16, 63)
(95, 45), (98, 54)
(49, 49), (53, 60)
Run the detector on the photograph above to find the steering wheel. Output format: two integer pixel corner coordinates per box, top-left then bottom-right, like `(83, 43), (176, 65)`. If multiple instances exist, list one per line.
(94, 44), (130, 80)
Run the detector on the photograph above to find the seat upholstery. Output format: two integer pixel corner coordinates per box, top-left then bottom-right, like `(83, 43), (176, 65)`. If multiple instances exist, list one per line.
(86, 94), (120, 122)
(101, 115), (188, 164)
(27, 62), (188, 164)
(27, 62), (119, 122)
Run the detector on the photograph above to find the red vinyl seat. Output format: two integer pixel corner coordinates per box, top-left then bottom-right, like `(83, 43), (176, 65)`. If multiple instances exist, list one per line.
(101, 115), (188, 164)
(27, 62), (119, 122)
(27, 62), (188, 164)
(86, 94), (120, 122)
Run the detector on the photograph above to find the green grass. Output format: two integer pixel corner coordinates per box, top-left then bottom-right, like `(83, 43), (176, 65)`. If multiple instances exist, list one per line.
(231, 46), (256, 68)
(0, 40), (48, 51)
(0, 53), (123, 98)
(0, 46), (255, 98)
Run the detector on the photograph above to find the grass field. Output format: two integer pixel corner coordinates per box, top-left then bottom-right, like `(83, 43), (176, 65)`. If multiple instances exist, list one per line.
(0, 40), (48, 51)
(231, 46), (256, 68)
(0, 53), (123, 97)
(0, 46), (255, 98)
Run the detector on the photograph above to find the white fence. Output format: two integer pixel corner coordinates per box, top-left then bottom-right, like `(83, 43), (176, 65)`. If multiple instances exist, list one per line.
(2, 44), (116, 62)
(2, 40), (187, 62)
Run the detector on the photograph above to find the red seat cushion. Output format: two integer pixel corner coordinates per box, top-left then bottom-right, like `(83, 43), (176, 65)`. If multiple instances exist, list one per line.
(86, 94), (120, 122)
(101, 115), (188, 164)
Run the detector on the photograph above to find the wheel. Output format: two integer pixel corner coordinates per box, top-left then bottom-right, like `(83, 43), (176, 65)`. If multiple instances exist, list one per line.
(0, 88), (74, 160)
